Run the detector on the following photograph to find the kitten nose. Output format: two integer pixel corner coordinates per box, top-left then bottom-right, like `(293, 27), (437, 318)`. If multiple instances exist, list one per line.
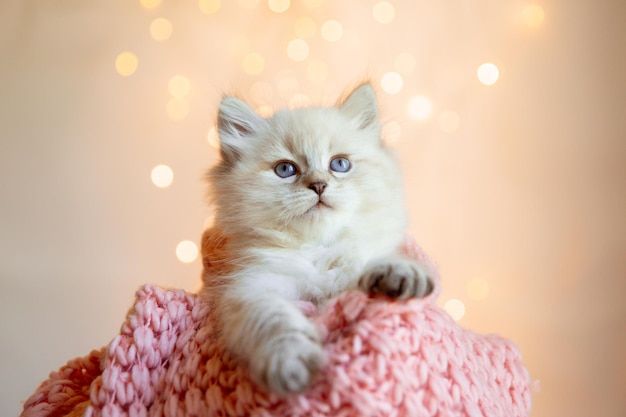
(308, 181), (327, 195)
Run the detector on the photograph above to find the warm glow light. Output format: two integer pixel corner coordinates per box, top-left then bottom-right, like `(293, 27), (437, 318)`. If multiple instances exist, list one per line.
(238, 0), (260, 9)
(150, 18), (173, 41)
(307, 60), (329, 84)
(250, 81), (273, 104)
(168, 75), (191, 99)
(198, 0), (221, 14)
(438, 110), (460, 133)
(115, 52), (138, 77)
(286, 39), (309, 61)
(140, 0), (161, 9)
(381, 120), (401, 144)
(257, 105), (274, 117)
(477, 62), (499, 86)
(302, 0), (324, 7)
(321, 20), (343, 42)
(408, 96), (432, 121)
(242, 53), (265, 75)
(467, 278), (490, 301)
(268, 0), (290, 13)
(294, 17), (316, 39)
(229, 35), (251, 58)
(394, 52), (416, 74)
(151, 165), (173, 188)
(381, 71), (403, 94)
(176, 240), (199, 263)
(522, 4), (545, 27)
(166, 98), (189, 121)
(207, 126), (220, 149)
(372, 1), (395, 24)
(444, 299), (466, 321)
(289, 94), (312, 108)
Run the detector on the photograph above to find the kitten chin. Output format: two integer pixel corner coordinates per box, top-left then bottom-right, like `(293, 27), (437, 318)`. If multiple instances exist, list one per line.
(202, 82), (433, 395)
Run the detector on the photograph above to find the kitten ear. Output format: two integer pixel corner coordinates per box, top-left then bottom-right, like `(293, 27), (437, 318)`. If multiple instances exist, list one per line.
(217, 96), (265, 163)
(338, 83), (379, 130)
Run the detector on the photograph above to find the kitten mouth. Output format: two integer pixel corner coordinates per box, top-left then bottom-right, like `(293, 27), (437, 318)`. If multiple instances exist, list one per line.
(306, 199), (331, 214)
(316, 197), (332, 208)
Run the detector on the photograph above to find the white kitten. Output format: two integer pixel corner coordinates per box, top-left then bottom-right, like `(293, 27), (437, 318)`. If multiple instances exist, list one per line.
(202, 83), (433, 395)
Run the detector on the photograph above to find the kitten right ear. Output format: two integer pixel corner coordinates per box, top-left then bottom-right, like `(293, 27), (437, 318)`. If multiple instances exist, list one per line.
(217, 96), (265, 164)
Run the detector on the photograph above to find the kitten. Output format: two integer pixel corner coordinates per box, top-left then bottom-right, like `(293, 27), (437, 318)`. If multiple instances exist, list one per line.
(202, 83), (433, 396)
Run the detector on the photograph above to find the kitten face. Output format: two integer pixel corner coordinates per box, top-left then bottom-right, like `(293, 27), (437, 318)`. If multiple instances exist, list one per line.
(209, 84), (405, 243)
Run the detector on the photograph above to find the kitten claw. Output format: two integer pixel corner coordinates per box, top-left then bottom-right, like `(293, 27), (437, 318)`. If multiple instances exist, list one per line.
(359, 258), (433, 300)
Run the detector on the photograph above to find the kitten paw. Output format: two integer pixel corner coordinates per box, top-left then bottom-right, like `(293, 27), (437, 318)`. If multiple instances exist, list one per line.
(254, 327), (324, 395)
(359, 258), (434, 300)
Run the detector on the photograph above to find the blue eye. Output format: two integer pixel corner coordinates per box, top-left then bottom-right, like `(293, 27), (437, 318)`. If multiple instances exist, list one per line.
(329, 156), (351, 173)
(274, 161), (298, 178)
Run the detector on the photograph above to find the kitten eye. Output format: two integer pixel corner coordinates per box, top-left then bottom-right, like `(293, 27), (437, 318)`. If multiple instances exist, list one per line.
(274, 161), (298, 178)
(329, 156), (351, 173)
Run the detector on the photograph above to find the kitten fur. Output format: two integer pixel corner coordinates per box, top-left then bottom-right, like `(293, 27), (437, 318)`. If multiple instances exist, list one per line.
(201, 83), (433, 395)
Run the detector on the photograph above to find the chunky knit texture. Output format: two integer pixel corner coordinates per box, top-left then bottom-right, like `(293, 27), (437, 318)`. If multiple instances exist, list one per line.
(21, 241), (532, 417)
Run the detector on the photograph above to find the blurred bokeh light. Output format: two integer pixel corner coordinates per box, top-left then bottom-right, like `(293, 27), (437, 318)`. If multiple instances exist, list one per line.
(150, 17), (173, 42)
(114, 51), (138, 77)
(151, 164), (174, 188)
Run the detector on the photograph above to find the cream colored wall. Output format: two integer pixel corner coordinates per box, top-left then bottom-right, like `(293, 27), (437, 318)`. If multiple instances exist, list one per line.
(1, 1), (625, 416)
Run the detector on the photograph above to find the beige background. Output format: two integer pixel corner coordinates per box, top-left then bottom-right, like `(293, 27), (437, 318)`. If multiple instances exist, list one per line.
(1, 1), (625, 416)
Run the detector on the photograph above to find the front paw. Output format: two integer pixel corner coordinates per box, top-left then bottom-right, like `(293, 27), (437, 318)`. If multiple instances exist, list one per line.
(253, 328), (324, 395)
(359, 258), (434, 300)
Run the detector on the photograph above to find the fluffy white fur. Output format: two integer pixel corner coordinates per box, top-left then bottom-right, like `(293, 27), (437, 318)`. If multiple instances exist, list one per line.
(202, 83), (433, 395)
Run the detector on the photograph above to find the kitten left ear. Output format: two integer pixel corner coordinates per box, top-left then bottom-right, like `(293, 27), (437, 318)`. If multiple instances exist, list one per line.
(217, 96), (266, 164)
(338, 83), (379, 130)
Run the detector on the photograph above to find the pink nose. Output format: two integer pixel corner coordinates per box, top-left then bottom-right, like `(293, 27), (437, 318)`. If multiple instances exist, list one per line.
(308, 181), (327, 195)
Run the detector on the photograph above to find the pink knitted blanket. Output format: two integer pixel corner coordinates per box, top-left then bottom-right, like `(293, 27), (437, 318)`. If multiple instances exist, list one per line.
(21, 241), (532, 417)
